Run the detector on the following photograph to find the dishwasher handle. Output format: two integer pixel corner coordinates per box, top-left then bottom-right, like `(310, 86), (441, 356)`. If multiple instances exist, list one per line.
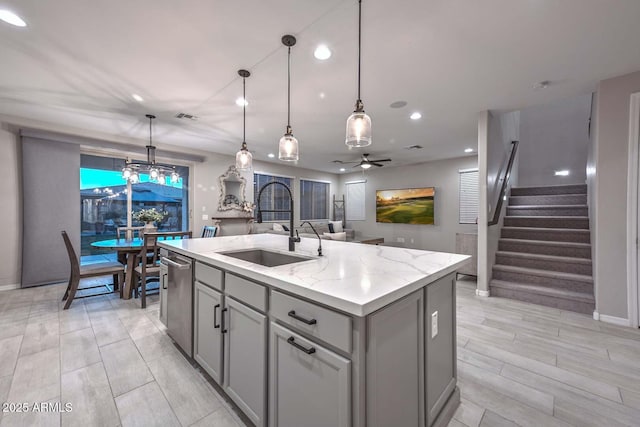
(160, 257), (191, 270)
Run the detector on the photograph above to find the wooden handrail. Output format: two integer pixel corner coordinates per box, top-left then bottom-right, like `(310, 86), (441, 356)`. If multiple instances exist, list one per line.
(489, 140), (519, 226)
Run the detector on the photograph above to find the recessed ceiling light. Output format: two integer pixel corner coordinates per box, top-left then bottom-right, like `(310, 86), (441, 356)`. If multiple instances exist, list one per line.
(132, 94), (144, 102)
(554, 170), (570, 176)
(314, 44), (331, 60)
(267, 153), (275, 158)
(410, 112), (422, 120)
(339, 168), (346, 172)
(319, 92), (326, 99)
(464, 148), (473, 153)
(235, 97), (248, 107)
(0, 10), (26, 27)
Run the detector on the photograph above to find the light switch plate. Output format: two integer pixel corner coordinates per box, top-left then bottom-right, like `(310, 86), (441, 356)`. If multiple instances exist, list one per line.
(431, 311), (438, 338)
(202, 214), (209, 220)
(397, 237), (405, 243)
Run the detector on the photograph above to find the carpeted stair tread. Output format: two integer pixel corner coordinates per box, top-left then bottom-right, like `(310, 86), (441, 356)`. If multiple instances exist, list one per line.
(499, 238), (591, 249)
(490, 280), (595, 303)
(505, 215), (589, 220)
(511, 184), (587, 196)
(509, 194), (587, 206)
(507, 204), (588, 210)
(492, 264), (593, 282)
(495, 251), (592, 265)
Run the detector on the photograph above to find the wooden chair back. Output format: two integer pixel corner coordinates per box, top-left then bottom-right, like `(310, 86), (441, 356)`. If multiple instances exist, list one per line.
(137, 231), (193, 275)
(201, 225), (218, 238)
(61, 231), (80, 278)
(117, 226), (145, 241)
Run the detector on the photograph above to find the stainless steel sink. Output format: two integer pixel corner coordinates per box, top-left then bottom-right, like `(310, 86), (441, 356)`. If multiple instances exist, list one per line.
(220, 249), (314, 267)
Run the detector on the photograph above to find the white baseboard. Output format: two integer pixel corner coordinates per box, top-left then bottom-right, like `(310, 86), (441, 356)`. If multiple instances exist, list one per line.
(476, 289), (490, 297)
(0, 283), (20, 292)
(593, 311), (630, 327)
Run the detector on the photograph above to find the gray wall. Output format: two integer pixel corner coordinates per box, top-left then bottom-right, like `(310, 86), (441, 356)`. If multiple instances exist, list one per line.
(586, 92), (598, 311)
(0, 129), (21, 289)
(338, 156), (478, 253)
(593, 70), (640, 319)
(518, 94), (591, 187)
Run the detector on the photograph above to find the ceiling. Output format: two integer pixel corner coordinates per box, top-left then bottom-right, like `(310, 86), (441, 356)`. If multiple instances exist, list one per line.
(1, 0), (640, 173)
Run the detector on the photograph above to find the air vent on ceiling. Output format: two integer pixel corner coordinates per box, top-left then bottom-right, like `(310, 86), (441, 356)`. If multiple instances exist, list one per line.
(404, 144), (423, 150)
(175, 112), (198, 120)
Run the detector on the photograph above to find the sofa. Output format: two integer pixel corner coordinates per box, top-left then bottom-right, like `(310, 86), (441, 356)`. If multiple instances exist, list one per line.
(251, 221), (355, 241)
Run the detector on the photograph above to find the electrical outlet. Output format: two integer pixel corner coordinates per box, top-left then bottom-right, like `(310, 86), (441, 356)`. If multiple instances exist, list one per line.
(411, 238), (414, 244)
(202, 214), (209, 221)
(202, 206), (206, 212)
(431, 311), (438, 338)
(397, 237), (405, 243)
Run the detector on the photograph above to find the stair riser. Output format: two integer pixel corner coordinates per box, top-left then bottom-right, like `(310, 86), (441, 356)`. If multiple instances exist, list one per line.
(504, 217), (589, 229)
(499, 241), (592, 259)
(495, 255), (592, 275)
(501, 229), (590, 243)
(511, 184), (587, 196)
(492, 270), (593, 293)
(490, 287), (594, 314)
(507, 207), (588, 217)
(509, 194), (587, 206)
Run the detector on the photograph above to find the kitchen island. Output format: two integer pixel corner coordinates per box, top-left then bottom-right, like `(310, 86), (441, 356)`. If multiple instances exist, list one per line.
(159, 233), (469, 427)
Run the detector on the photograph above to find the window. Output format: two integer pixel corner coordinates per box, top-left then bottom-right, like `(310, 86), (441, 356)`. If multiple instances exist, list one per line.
(80, 154), (189, 256)
(253, 173), (293, 221)
(345, 180), (366, 221)
(459, 169), (479, 224)
(300, 179), (330, 220)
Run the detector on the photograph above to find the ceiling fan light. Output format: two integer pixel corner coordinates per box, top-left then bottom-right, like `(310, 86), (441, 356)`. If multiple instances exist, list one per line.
(360, 162), (372, 169)
(346, 111), (372, 148)
(279, 132), (299, 161)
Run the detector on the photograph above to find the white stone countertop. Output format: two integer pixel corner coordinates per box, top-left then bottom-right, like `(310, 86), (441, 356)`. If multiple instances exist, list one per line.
(159, 234), (470, 316)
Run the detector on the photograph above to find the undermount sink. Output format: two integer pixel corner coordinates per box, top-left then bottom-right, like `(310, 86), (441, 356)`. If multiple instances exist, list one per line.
(220, 249), (314, 267)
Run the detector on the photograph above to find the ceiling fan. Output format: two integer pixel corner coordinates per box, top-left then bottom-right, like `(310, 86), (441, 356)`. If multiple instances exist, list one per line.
(332, 153), (392, 169)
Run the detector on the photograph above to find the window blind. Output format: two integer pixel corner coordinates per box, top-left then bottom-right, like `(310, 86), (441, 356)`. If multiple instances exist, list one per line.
(459, 169), (479, 224)
(300, 180), (329, 220)
(253, 173), (293, 221)
(345, 180), (366, 221)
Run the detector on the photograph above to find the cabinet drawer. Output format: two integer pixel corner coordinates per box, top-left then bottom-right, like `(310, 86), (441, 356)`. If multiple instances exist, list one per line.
(195, 262), (223, 291)
(271, 290), (352, 353)
(226, 274), (267, 312)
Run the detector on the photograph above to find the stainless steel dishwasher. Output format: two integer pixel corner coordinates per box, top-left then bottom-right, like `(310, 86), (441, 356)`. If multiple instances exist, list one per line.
(160, 251), (193, 357)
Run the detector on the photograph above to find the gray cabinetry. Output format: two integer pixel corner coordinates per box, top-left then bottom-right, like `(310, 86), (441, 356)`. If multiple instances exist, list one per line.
(269, 322), (351, 427)
(366, 289), (425, 427)
(159, 263), (168, 326)
(194, 282), (223, 384)
(224, 297), (267, 427)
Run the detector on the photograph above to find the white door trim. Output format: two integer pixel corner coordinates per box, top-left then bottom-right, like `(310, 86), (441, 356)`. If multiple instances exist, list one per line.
(626, 92), (640, 329)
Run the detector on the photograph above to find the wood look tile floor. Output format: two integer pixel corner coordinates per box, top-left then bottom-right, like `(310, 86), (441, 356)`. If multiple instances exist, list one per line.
(0, 278), (639, 426)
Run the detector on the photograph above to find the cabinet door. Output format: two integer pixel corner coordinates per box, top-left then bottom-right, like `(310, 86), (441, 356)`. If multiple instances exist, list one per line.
(159, 268), (168, 326)
(270, 322), (351, 427)
(223, 297), (267, 427)
(194, 282), (223, 384)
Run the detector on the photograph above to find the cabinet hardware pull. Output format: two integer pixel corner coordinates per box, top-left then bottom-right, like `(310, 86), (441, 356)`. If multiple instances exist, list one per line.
(288, 310), (317, 325)
(162, 274), (168, 290)
(287, 336), (316, 354)
(221, 308), (228, 333)
(214, 304), (220, 329)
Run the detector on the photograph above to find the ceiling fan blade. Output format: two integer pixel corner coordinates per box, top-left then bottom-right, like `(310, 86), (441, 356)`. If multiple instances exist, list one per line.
(369, 158), (392, 163)
(372, 162), (385, 167)
(332, 160), (360, 164)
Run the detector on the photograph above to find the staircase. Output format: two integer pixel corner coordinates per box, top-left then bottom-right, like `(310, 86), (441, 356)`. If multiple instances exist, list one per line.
(490, 184), (595, 314)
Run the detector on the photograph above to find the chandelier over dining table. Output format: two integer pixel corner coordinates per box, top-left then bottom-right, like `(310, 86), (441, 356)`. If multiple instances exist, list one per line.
(122, 114), (180, 184)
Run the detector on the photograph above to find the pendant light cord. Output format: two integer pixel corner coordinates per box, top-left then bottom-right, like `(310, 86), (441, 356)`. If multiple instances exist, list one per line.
(287, 46), (291, 128)
(243, 76), (246, 143)
(357, 0), (362, 101)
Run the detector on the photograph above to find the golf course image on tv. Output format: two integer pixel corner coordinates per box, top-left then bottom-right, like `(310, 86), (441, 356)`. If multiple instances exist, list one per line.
(376, 187), (435, 224)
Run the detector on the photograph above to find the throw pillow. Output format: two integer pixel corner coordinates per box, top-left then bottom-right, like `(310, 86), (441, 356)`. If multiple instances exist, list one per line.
(323, 231), (347, 241)
(273, 223), (284, 232)
(329, 221), (343, 233)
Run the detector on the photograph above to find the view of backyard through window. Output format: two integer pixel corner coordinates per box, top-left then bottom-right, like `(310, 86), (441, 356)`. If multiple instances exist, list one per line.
(80, 155), (188, 256)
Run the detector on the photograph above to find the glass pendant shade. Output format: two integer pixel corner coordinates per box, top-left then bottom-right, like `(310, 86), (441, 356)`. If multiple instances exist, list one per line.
(279, 132), (299, 161)
(170, 170), (179, 184)
(129, 171), (140, 184)
(235, 141), (253, 170)
(122, 166), (132, 180)
(149, 167), (159, 181)
(158, 172), (166, 184)
(346, 111), (372, 148)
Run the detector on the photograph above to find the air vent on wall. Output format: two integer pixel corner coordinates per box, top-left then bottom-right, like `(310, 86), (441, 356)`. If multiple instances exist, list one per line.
(175, 112), (198, 120)
(404, 144), (423, 150)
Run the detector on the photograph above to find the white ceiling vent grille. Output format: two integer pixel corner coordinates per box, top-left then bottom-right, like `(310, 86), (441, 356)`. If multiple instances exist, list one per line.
(175, 113), (198, 120)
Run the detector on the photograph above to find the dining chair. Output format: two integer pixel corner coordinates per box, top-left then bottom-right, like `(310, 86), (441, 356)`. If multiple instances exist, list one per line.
(201, 225), (218, 238)
(133, 231), (192, 308)
(116, 226), (145, 241)
(61, 231), (125, 310)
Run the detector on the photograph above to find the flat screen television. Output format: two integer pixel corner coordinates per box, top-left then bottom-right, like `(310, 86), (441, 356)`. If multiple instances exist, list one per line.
(376, 187), (435, 224)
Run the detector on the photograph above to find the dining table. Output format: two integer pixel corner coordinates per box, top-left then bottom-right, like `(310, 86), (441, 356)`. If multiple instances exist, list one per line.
(91, 238), (144, 300)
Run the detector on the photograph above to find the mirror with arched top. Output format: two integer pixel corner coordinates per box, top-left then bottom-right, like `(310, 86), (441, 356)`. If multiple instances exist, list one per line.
(218, 165), (247, 211)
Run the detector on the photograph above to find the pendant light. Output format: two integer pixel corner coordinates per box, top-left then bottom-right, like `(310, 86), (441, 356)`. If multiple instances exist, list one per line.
(122, 114), (180, 184)
(235, 69), (253, 170)
(345, 0), (372, 148)
(278, 34), (299, 161)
